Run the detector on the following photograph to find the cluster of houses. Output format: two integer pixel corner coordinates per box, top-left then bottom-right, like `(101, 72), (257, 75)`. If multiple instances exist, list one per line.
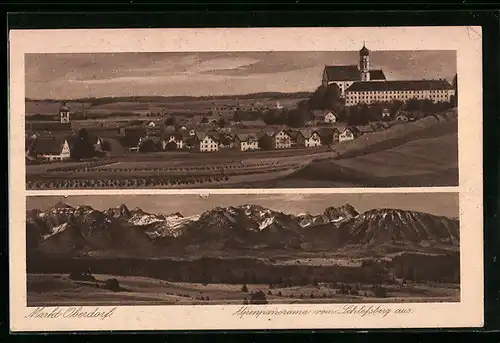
(25, 125), (364, 161)
(182, 125), (360, 153)
(25, 106), (373, 162)
(25, 102), (357, 162)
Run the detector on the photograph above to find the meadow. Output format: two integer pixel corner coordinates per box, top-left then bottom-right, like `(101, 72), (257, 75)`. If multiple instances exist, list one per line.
(260, 110), (459, 188)
(26, 147), (335, 189)
(25, 96), (458, 189)
(27, 273), (459, 306)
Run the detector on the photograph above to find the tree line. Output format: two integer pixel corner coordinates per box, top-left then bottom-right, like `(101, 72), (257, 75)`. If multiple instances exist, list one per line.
(164, 83), (455, 129)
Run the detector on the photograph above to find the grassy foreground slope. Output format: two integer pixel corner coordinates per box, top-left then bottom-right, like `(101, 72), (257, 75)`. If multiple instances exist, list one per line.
(268, 109), (458, 188)
(27, 273), (459, 306)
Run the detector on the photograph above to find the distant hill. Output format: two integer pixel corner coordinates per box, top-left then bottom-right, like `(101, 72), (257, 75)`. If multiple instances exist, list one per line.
(25, 92), (312, 104)
(279, 108), (459, 188)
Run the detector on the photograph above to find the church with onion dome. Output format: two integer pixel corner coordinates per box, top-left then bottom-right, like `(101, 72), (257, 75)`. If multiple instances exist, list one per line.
(322, 43), (455, 107)
(322, 43), (387, 98)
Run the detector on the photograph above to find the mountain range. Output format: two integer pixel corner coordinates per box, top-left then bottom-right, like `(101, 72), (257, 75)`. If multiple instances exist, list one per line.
(26, 202), (459, 257)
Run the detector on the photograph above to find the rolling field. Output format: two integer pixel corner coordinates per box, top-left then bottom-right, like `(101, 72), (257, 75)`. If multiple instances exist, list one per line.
(291, 134), (458, 187)
(25, 96), (307, 117)
(26, 147), (336, 189)
(262, 113), (459, 188)
(25, 105), (458, 189)
(27, 273), (459, 306)
(331, 133), (458, 177)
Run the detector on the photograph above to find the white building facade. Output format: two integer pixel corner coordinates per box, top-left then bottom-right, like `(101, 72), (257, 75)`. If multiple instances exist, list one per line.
(339, 129), (355, 143)
(272, 130), (293, 149)
(196, 134), (219, 152)
(59, 104), (71, 123)
(324, 112), (337, 123)
(344, 80), (455, 107)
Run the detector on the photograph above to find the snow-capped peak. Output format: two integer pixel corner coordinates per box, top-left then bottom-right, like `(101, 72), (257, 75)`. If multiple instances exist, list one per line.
(42, 222), (70, 239)
(258, 216), (275, 230)
(129, 213), (164, 226)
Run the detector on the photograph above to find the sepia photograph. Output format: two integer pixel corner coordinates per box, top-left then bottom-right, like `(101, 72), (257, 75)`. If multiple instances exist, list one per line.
(25, 46), (458, 190)
(10, 26), (483, 331)
(26, 193), (460, 306)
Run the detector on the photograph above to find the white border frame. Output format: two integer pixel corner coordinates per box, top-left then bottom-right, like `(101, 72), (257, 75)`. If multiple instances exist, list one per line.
(9, 26), (483, 331)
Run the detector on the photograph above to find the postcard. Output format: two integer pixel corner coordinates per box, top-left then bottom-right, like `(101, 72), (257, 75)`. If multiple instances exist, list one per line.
(9, 26), (483, 331)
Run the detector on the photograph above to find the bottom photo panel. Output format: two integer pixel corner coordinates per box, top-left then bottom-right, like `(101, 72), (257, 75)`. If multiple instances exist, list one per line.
(26, 192), (460, 307)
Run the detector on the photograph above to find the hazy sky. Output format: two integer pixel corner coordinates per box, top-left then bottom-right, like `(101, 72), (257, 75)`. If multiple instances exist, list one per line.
(27, 193), (459, 218)
(25, 50), (456, 99)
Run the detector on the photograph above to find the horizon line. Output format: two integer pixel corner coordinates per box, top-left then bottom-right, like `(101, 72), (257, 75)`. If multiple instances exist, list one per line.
(25, 91), (314, 102)
(30, 200), (458, 219)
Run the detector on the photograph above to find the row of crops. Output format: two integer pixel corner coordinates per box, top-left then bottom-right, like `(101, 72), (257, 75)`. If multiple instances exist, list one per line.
(44, 160), (284, 174)
(45, 160), (117, 173)
(26, 175), (232, 189)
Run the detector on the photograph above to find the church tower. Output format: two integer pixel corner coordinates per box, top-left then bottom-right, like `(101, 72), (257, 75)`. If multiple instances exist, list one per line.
(59, 103), (71, 123)
(359, 43), (370, 81)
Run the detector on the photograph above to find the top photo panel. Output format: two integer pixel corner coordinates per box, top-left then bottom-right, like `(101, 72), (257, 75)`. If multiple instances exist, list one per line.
(25, 47), (458, 190)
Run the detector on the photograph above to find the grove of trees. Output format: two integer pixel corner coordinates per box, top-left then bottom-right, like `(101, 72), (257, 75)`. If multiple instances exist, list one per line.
(70, 128), (99, 160)
(164, 141), (177, 151)
(307, 84), (342, 111)
(250, 290), (268, 304)
(138, 139), (159, 153)
(258, 135), (274, 151)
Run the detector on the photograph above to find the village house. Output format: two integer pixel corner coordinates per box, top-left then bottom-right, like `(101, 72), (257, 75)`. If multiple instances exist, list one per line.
(338, 126), (361, 143)
(146, 126), (163, 138)
(234, 133), (259, 151)
(396, 114), (410, 122)
(146, 120), (164, 129)
(357, 125), (375, 135)
(29, 136), (73, 161)
(324, 111), (337, 123)
(194, 132), (220, 152)
(218, 133), (235, 149)
(262, 127), (277, 137)
(162, 132), (186, 150)
(271, 129), (293, 149)
(90, 135), (104, 152)
(382, 108), (391, 120)
(311, 110), (337, 124)
(296, 129), (322, 148)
